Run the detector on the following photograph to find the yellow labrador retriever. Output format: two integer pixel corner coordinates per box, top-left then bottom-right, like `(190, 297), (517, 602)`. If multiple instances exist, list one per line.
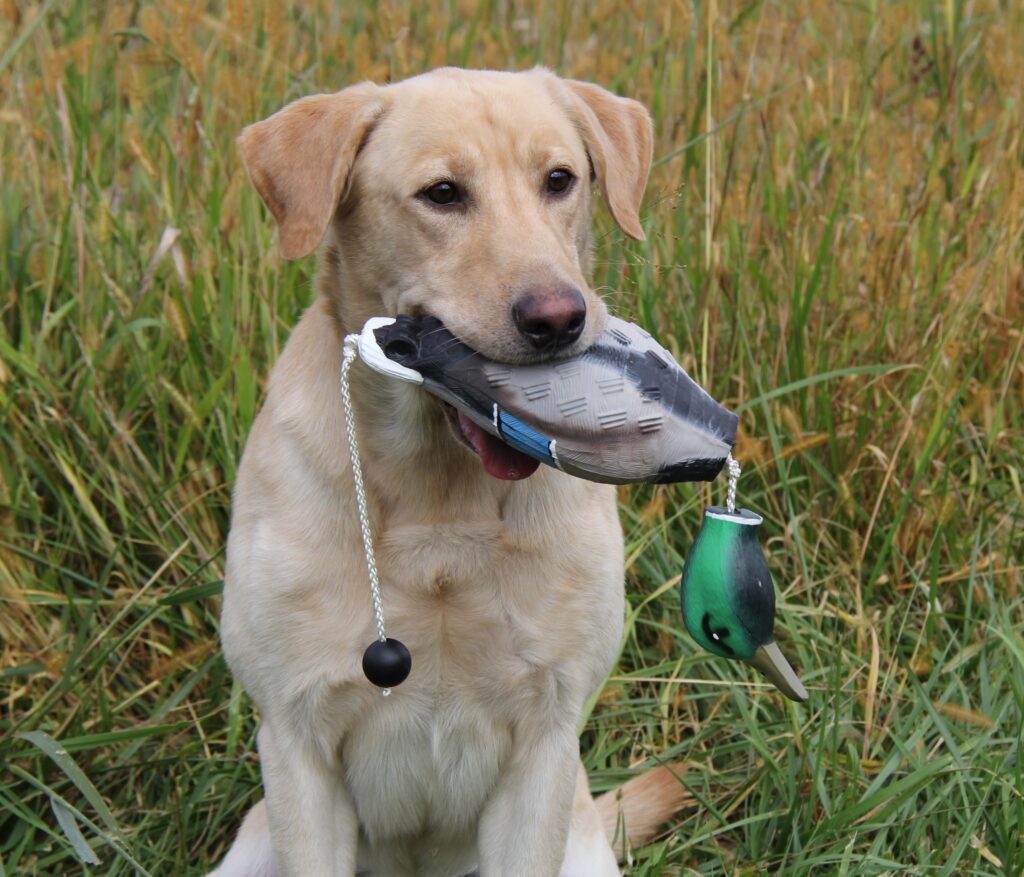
(208, 67), (684, 877)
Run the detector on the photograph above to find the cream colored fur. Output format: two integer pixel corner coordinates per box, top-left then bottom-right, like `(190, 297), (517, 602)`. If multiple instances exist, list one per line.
(208, 67), (682, 877)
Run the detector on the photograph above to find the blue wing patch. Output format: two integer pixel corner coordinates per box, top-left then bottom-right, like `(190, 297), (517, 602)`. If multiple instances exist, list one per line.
(496, 411), (559, 469)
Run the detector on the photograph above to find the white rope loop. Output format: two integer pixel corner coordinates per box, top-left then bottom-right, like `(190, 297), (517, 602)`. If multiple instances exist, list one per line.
(340, 335), (387, 645)
(725, 453), (741, 514)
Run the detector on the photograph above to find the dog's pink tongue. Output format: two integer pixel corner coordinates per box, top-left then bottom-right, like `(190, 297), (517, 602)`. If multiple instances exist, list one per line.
(457, 412), (541, 481)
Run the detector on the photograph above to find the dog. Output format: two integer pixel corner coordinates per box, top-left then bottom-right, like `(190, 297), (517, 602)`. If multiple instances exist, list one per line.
(207, 67), (686, 877)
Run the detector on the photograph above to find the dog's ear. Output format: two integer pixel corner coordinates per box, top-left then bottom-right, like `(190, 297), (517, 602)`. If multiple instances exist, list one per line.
(238, 83), (383, 259)
(561, 80), (653, 241)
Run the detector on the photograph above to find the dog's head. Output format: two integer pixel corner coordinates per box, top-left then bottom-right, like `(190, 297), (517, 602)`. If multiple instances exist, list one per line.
(238, 67), (653, 364)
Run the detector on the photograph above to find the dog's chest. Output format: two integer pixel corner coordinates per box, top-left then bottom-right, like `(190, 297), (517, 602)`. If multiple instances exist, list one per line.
(340, 512), (619, 851)
(374, 514), (619, 706)
(345, 691), (509, 843)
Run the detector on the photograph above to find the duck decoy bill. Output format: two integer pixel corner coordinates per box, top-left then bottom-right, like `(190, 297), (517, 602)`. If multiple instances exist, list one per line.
(747, 640), (808, 702)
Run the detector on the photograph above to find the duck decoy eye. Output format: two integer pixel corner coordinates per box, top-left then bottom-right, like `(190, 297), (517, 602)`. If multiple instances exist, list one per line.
(702, 613), (735, 656)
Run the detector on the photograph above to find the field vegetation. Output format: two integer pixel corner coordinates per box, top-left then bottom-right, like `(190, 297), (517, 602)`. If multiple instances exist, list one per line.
(1, 0), (1022, 874)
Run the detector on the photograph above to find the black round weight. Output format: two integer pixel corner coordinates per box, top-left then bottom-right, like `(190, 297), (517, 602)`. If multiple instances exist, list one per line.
(362, 638), (412, 688)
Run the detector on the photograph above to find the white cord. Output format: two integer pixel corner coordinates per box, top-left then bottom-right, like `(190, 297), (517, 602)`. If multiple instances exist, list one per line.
(340, 335), (388, 647)
(725, 453), (740, 514)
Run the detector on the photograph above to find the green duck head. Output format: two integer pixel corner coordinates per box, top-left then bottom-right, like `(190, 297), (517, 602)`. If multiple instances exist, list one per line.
(680, 507), (808, 702)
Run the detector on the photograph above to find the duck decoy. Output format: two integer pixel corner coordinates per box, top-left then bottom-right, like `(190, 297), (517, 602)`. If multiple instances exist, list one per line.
(680, 506), (808, 702)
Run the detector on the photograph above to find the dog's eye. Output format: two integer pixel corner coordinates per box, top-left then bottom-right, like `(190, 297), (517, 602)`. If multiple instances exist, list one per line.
(546, 168), (575, 195)
(421, 181), (462, 206)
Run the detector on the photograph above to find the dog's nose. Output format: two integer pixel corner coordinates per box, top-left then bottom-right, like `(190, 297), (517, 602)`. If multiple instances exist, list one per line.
(512, 285), (587, 351)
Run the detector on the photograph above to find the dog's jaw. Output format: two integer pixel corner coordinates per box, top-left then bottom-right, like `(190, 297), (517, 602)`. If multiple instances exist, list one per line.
(445, 403), (541, 481)
(318, 245), (549, 485)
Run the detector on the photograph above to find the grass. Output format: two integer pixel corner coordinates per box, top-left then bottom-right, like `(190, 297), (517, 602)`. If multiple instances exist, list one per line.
(1, 0), (1022, 874)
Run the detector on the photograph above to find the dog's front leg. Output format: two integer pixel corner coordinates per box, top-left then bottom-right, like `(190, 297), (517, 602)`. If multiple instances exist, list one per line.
(477, 725), (579, 877)
(258, 721), (359, 877)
